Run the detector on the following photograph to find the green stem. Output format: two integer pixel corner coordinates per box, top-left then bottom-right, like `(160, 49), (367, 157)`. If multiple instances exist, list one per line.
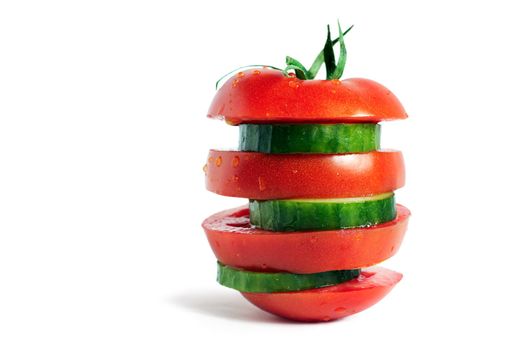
(323, 25), (337, 78)
(214, 23), (354, 88)
(329, 21), (347, 79)
(308, 25), (353, 78)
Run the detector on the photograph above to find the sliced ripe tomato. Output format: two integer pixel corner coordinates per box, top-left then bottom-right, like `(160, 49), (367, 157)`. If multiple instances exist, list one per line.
(241, 267), (402, 322)
(205, 150), (405, 199)
(203, 205), (410, 274)
(208, 69), (407, 125)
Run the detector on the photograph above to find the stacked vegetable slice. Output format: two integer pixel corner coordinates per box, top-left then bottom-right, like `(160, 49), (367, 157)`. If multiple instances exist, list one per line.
(202, 25), (410, 322)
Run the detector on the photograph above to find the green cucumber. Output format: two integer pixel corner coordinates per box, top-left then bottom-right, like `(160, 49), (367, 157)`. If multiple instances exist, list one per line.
(217, 262), (360, 293)
(250, 193), (396, 231)
(239, 123), (380, 154)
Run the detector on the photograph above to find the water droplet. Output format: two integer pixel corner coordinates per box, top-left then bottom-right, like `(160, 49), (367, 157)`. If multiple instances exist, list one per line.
(334, 307), (346, 313)
(253, 70), (261, 75)
(215, 156), (222, 167)
(232, 156), (240, 167)
(258, 176), (266, 191)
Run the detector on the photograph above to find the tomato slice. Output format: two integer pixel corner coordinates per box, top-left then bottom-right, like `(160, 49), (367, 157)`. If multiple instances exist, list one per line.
(205, 150), (405, 199)
(241, 266), (402, 322)
(208, 69), (407, 125)
(203, 205), (410, 274)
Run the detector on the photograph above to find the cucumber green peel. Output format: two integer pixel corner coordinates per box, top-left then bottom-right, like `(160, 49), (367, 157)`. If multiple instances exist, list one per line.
(239, 123), (380, 154)
(217, 262), (360, 293)
(250, 193), (396, 231)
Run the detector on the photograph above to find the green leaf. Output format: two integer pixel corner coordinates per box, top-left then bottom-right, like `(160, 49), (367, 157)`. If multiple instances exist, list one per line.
(308, 25), (353, 79)
(215, 64), (286, 89)
(284, 64), (310, 80)
(323, 25), (336, 79)
(214, 23), (354, 88)
(285, 56), (311, 80)
(331, 21), (347, 79)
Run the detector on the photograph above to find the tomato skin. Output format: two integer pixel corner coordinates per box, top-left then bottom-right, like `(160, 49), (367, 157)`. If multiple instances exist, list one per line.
(203, 205), (410, 274)
(208, 69), (407, 125)
(241, 267), (402, 322)
(205, 150), (405, 200)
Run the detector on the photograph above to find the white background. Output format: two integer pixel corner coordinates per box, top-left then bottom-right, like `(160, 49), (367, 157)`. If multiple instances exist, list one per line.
(1, 1), (524, 349)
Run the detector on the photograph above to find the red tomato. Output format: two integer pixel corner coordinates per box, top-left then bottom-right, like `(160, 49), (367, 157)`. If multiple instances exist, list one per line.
(203, 205), (410, 273)
(208, 69), (407, 125)
(241, 266), (402, 322)
(205, 150), (405, 199)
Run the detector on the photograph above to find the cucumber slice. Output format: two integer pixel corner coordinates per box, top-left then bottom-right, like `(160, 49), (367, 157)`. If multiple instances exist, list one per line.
(217, 262), (360, 293)
(239, 123), (380, 154)
(250, 193), (396, 231)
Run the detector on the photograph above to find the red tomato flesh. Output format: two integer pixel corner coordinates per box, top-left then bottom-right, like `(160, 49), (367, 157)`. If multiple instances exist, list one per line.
(205, 150), (405, 199)
(208, 69), (408, 125)
(242, 266), (402, 322)
(203, 205), (410, 274)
